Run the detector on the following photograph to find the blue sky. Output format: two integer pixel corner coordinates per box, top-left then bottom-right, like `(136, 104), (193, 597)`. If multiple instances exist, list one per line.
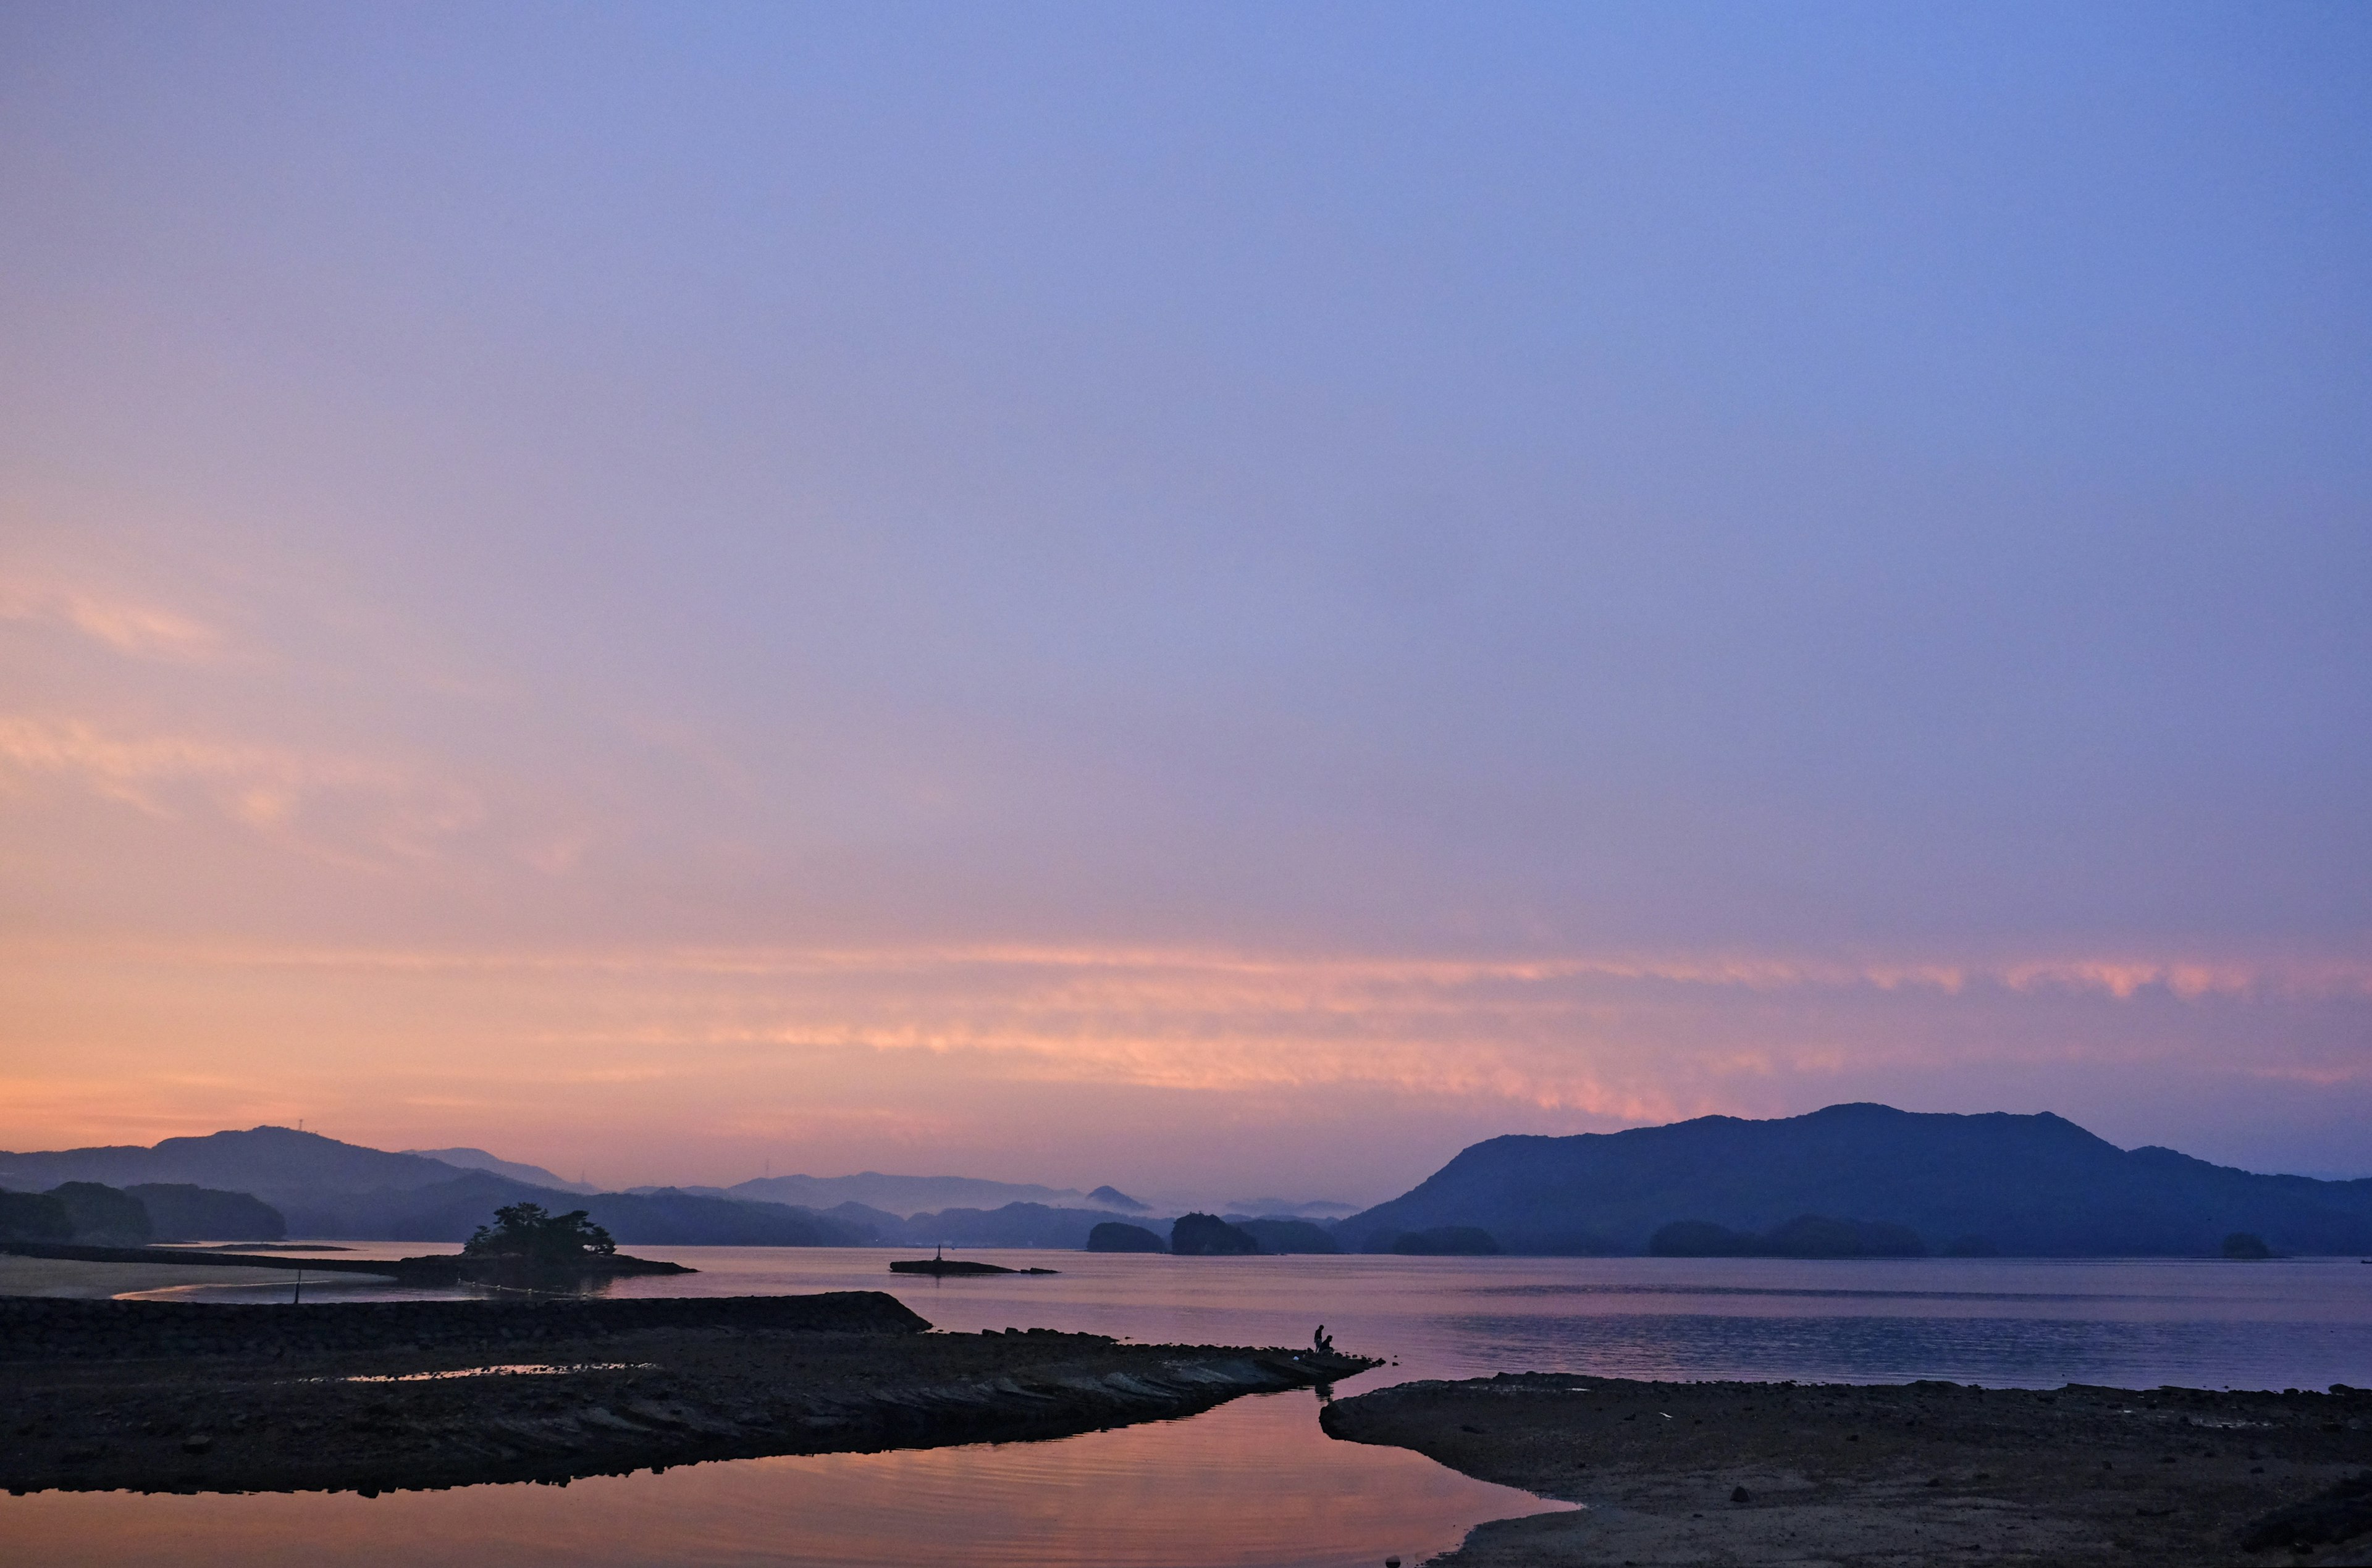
(2, 4), (2366, 1196)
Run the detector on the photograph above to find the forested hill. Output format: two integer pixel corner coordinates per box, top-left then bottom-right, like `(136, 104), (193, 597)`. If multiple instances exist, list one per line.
(1337, 1103), (2372, 1257)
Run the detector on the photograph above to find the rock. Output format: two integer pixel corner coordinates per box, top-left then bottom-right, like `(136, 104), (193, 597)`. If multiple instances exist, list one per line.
(1732, 1485), (1753, 1503)
(2237, 1472), (2372, 1551)
(1085, 1222), (1166, 1253)
(1169, 1214), (1260, 1256)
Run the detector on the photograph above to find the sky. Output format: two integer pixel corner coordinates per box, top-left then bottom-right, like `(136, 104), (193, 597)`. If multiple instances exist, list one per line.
(2, 2), (2367, 1204)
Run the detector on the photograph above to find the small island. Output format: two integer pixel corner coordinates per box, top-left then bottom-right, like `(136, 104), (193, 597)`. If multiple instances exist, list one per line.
(889, 1246), (1058, 1277)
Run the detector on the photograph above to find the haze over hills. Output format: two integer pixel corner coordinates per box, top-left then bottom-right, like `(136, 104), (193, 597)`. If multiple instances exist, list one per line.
(1340, 1103), (2372, 1257)
(0, 1130), (860, 1244)
(723, 1173), (1149, 1217)
(0, 1129), (1164, 1249)
(402, 1148), (597, 1194)
(1, 1127), (476, 1203)
(1230, 1197), (1361, 1218)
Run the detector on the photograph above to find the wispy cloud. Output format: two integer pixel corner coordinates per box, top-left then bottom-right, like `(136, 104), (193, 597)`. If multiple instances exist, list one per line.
(0, 579), (229, 663)
(0, 715), (487, 870)
(107, 939), (2370, 1004)
(12, 934), (2363, 1119)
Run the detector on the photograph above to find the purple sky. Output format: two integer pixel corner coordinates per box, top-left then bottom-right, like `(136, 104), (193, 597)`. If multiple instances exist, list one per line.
(2, 3), (2366, 1202)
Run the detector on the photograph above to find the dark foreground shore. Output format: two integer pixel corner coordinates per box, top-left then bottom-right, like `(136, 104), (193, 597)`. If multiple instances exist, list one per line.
(1324, 1373), (2372, 1565)
(0, 1294), (1371, 1496)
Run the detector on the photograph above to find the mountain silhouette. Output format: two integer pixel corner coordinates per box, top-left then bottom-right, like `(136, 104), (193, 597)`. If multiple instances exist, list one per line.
(1339, 1103), (2372, 1256)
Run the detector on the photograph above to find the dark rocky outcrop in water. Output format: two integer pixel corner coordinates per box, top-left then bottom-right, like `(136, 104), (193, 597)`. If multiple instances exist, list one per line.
(1170, 1213), (1260, 1255)
(1087, 1220), (1166, 1252)
(1234, 1218), (1340, 1254)
(1339, 1102), (2372, 1256)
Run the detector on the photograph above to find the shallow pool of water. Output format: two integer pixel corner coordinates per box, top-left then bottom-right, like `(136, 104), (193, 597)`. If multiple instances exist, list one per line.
(0, 1383), (1564, 1567)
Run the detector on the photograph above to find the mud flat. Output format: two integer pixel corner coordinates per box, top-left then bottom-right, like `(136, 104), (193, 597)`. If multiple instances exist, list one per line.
(0, 1294), (1373, 1497)
(1, 1239), (691, 1288)
(1323, 1373), (2372, 1565)
(0, 1255), (314, 1300)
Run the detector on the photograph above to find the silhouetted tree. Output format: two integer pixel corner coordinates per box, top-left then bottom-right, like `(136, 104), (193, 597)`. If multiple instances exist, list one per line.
(462, 1202), (616, 1262)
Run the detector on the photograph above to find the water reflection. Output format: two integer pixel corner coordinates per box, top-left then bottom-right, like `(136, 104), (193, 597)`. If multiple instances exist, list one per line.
(128, 1249), (2372, 1388)
(1433, 1309), (2372, 1390)
(0, 1388), (1567, 1568)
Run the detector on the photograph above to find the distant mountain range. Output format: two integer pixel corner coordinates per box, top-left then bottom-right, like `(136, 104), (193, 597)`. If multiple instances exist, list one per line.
(15, 1106), (2366, 1257)
(1338, 1103), (2372, 1257)
(0, 1129), (1156, 1248)
(1, 1127), (479, 1209)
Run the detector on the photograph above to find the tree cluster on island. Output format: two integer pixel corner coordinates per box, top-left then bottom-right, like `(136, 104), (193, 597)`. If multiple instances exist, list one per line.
(461, 1202), (618, 1264)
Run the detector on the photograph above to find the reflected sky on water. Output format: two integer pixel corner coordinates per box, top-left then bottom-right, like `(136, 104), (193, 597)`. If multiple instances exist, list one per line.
(0, 1388), (1564, 1567)
(136, 1247), (2372, 1390)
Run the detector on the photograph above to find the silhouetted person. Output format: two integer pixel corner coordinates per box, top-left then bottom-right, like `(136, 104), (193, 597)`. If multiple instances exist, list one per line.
(1313, 1323), (1334, 1354)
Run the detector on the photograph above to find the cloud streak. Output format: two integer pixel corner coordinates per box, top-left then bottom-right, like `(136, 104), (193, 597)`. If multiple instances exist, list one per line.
(0, 715), (487, 869)
(0, 579), (228, 663)
(92, 938), (2371, 1005)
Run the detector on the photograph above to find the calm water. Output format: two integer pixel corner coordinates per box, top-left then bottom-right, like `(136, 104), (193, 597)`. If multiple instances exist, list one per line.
(13, 1249), (2370, 1566)
(132, 1244), (2372, 1389)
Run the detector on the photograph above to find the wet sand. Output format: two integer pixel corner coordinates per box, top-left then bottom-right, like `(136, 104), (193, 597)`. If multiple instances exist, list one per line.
(0, 1256), (364, 1300)
(1323, 1372), (2372, 1565)
(1, 1293), (1369, 1497)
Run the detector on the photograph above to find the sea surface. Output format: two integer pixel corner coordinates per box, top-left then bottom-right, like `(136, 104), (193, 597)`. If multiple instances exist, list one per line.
(12, 1250), (2370, 1566)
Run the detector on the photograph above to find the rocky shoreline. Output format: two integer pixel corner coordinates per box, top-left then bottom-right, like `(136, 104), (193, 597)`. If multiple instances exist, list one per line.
(1, 1294), (1374, 1496)
(1323, 1372), (2372, 1565)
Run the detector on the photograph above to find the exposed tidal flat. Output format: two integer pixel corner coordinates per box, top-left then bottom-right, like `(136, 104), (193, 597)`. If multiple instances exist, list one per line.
(5, 1248), (2370, 1564)
(0, 1292), (1369, 1496)
(1327, 1374), (2372, 1564)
